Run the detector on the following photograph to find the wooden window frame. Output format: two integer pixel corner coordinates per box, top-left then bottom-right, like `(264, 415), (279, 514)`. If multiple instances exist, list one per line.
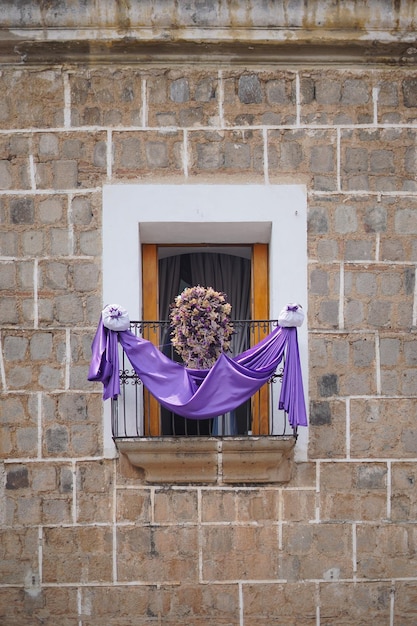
(141, 243), (269, 436)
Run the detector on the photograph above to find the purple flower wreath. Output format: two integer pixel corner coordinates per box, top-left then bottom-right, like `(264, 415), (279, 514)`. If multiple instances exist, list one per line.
(170, 285), (234, 369)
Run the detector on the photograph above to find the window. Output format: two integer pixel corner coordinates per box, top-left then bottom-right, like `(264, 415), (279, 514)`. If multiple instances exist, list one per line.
(102, 184), (308, 468)
(142, 243), (268, 436)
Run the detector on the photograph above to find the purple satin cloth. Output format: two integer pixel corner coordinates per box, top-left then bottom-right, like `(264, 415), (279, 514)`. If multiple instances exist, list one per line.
(88, 320), (308, 427)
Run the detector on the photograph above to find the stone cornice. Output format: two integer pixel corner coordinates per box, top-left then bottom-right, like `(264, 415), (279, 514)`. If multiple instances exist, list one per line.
(2, 38), (417, 67)
(1, 0), (417, 32)
(1, 0), (417, 66)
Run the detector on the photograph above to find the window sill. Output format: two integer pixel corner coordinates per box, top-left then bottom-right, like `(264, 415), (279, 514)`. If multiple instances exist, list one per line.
(116, 436), (296, 484)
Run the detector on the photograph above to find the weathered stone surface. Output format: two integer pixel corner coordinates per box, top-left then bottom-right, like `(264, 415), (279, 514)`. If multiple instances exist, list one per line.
(350, 399), (417, 458)
(0, 528), (39, 584)
(0, 587), (79, 626)
(308, 400), (347, 459)
(281, 523), (352, 581)
(356, 523), (417, 579)
(76, 460), (114, 523)
(43, 526), (113, 583)
(202, 524), (279, 580)
(243, 582), (316, 625)
(320, 462), (387, 521)
(320, 581), (391, 625)
(117, 525), (198, 582)
(1, 5), (417, 624)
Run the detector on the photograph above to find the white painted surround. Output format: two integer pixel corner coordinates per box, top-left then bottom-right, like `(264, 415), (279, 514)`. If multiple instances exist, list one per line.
(102, 184), (308, 460)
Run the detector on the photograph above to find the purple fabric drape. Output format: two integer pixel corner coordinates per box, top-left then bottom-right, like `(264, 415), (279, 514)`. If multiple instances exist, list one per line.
(88, 319), (308, 427)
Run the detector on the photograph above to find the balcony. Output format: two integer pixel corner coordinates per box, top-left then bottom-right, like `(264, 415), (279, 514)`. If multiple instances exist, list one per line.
(111, 320), (301, 484)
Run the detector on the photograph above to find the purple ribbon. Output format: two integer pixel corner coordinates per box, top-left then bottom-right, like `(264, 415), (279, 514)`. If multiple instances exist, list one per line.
(88, 320), (308, 427)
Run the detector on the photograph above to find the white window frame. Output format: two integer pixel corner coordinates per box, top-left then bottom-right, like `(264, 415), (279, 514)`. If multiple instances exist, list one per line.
(102, 184), (308, 460)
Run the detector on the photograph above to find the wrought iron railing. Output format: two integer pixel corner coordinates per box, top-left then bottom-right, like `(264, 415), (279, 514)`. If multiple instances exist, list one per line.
(111, 320), (297, 439)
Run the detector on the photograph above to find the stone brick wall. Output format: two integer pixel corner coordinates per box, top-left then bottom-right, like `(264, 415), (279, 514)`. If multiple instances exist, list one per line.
(1, 3), (417, 624)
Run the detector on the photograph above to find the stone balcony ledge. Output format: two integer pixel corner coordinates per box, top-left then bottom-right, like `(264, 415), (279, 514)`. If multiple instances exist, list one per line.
(116, 436), (296, 485)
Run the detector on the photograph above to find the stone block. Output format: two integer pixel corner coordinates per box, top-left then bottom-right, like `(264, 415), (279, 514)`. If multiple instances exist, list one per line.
(147, 70), (219, 127)
(10, 197), (34, 224)
(70, 69), (143, 127)
(202, 488), (279, 524)
(381, 237), (406, 261)
(344, 239), (374, 260)
(79, 586), (161, 624)
(0, 528), (39, 584)
(145, 141), (169, 168)
(341, 128), (417, 191)
(0, 394), (38, 459)
(201, 525), (279, 580)
(70, 423), (100, 456)
(49, 228), (69, 255)
(54, 160), (78, 189)
(159, 583), (239, 625)
(269, 129), (337, 190)
(39, 196), (65, 223)
(281, 523), (352, 581)
(243, 582), (316, 625)
(113, 130), (183, 179)
(334, 203), (358, 234)
(3, 335), (28, 361)
(116, 488), (151, 523)
(223, 70), (296, 126)
(309, 268), (329, 295)
(318, 373), (339, 397)
(22, 230), (44, 255)
(45, 425), (69, 455)
(189, 129), (264, 177)
(117, 525), (198, 582)
(288, 462), (317, 488)
(350, 398), (417, 458)
(402, 77), (417, 107)
(154, 489), (198, 523)
(54, 294), (84, 324)
(319, 581), (391, 624)
(72, 261), (100, 292)
(0, 230), (17, 255)
(29, 332), (53, 361)
(377, 72), (417, 124)
(352, 337), (375, 367)
(0, 70), (64, 129)
(76, 460), (114, 523)
(404, 338), (417, 365)
(356, 523), (417, 578)
(300, 71), (372, 124)
(320, 462), (387, 521)
(394, 581), (417, 624)
(395, 206), (417, 234)
(308, 400), (346, 459)
(308, 206), (329, 235)
(77, 229), (101, 256)
(3, 329), (66, 392)
(71, 194), (98, 225)
(201, 489), (237, 523)
(42, 392), (102, 458)
(0, 586), (79, 626)
(391, 462), (417, 521)
(364, 203), (387, 232)
(282, 489), (316, 522)
(170, 77), (190, 103)
(33, 132), (107, 190)
(43, 526), (113, 583)
(344, 264), (414, 330)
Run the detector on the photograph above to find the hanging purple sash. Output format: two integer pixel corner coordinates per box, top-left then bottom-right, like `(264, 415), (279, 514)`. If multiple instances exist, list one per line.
(88, 319), (307, 427)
